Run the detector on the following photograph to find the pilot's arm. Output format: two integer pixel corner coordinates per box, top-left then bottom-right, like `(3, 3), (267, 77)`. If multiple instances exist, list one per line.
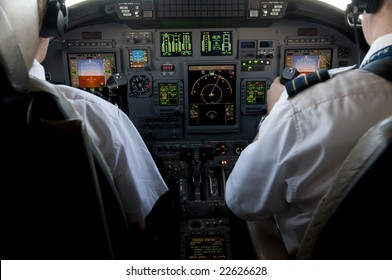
(225, 87), (296, 220)
(253, 76), (287, 141)
(56, 84), (169, 228)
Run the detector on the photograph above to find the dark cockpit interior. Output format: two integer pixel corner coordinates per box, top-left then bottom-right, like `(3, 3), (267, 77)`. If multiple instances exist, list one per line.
(5, 0), (388, 261)
(42, 0), (368, 260)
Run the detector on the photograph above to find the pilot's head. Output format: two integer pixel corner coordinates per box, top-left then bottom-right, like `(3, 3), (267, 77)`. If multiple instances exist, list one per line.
(349, 0), (392, 45)
(351, 0), (383, 13)
(37, 0), (68, 39)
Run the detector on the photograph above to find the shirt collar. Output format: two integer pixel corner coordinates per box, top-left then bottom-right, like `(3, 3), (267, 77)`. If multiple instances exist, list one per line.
(28, 59), (46, 80)
(360, 33), (392, 68)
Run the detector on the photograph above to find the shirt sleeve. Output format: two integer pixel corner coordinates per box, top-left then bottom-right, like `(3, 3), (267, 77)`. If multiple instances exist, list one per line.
(28, 59), (46, 80)
(57, 85), (168, 222)
(225, 95), (299, 220)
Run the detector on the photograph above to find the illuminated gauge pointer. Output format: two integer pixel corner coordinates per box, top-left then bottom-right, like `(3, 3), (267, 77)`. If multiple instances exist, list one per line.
(129, 75), (151, 96)
(232, 143), (246, 155)
(206, 110), (218, 120)
(191, 74), (233, 104)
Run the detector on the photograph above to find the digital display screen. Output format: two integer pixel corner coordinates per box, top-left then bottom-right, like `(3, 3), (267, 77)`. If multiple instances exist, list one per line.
(161, 64), (175, 72)
(201, 31), (233, 56)
(284, 48), (332, 74)
(129, 49), (148, 68)
(185, 235), (227, 259)
(246, 81), (266, 105)
(160, 32), (192, 57)
(240, 41), (255, 49)
(67, 52), (116, 90)
(187, 64), (237, 130)
(259, 40), (273, 48)
(159, 83), (179, 106)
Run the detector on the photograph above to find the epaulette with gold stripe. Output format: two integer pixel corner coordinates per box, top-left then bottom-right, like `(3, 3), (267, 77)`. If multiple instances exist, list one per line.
(285, 69), (331, 98)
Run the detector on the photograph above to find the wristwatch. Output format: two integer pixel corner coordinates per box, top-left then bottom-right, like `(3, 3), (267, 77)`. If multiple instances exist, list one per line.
(257, 114), (268, 130)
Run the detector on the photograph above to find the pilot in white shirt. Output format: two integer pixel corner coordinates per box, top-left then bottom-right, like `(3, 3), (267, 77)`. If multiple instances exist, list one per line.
(30, 44), (168, 226)
(226, 13), (392, 256)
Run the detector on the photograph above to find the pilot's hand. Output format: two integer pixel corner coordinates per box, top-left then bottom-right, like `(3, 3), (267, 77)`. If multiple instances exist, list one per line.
(267, 77), (285, 113)
(138, 219), (146, 231)
(126, 213), (146, 232)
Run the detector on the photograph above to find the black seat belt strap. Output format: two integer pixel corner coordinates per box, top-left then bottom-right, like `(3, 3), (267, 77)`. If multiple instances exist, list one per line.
(362, 56), (392, 82)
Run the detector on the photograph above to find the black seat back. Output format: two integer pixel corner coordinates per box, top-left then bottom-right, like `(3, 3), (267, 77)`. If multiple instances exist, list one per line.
(297, 115), (392, 259)
(1, 87), (114, 259)
(1, 0), (130, 260)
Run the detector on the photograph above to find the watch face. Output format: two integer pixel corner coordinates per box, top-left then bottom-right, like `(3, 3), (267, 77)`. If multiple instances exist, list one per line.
(258, 114), (268, 130)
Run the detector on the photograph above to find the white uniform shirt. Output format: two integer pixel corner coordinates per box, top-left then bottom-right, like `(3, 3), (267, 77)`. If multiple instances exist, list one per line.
(29, 60), (168, 222)
(226, 34), (392, 255)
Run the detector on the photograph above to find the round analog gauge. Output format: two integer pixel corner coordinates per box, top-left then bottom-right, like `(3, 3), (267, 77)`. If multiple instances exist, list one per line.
(337, 47), (351, 58)
(191, 74), (233, 104)
(232, 143), (246, 156)
(129, 75), (151, 96)
(215, 143), (230, 156)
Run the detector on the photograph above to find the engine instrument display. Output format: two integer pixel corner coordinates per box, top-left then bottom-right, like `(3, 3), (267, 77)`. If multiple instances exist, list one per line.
(160, 31), (192, 57)
(200, 31), (233, 56)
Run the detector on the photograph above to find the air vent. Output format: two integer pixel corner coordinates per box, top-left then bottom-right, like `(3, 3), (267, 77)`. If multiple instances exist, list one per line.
(157, 0), (246, 18)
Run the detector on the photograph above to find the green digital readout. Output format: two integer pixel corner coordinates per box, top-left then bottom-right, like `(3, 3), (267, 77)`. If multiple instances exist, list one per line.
(159, 83), (179, 106)
(201, 31), (233, 56)
(246, 81), (266, 105)
(161, 32), (192, 57)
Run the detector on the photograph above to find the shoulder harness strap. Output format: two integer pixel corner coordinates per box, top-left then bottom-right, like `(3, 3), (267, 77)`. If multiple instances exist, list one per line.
(362, 56), (392, 82)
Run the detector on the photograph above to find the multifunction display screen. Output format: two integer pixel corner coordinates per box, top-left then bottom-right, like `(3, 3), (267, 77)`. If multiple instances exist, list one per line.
(159, 83), (179, 106)
(284, 48), (332, 74)
(201, 31), (233, 56)
(246, 81), (266, 105)
(67, 52), (116, 90)
(129, 49), (148, 68)
(160, 32), (192, 57)
(187, 64), (237, 129)
(185, 235), (227, 259)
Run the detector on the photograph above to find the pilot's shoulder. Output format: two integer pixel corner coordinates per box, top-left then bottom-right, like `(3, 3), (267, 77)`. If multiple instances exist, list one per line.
(285, 70), (330, 98)
(285, 65), (356, 98)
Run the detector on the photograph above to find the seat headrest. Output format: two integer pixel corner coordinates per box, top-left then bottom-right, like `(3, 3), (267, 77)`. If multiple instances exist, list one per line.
(0, 0), (39, 92)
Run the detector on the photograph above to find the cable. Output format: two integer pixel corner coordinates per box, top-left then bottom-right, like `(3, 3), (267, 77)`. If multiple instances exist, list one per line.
(352, 13), (362, 67)
(346, 3), (362, 67)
